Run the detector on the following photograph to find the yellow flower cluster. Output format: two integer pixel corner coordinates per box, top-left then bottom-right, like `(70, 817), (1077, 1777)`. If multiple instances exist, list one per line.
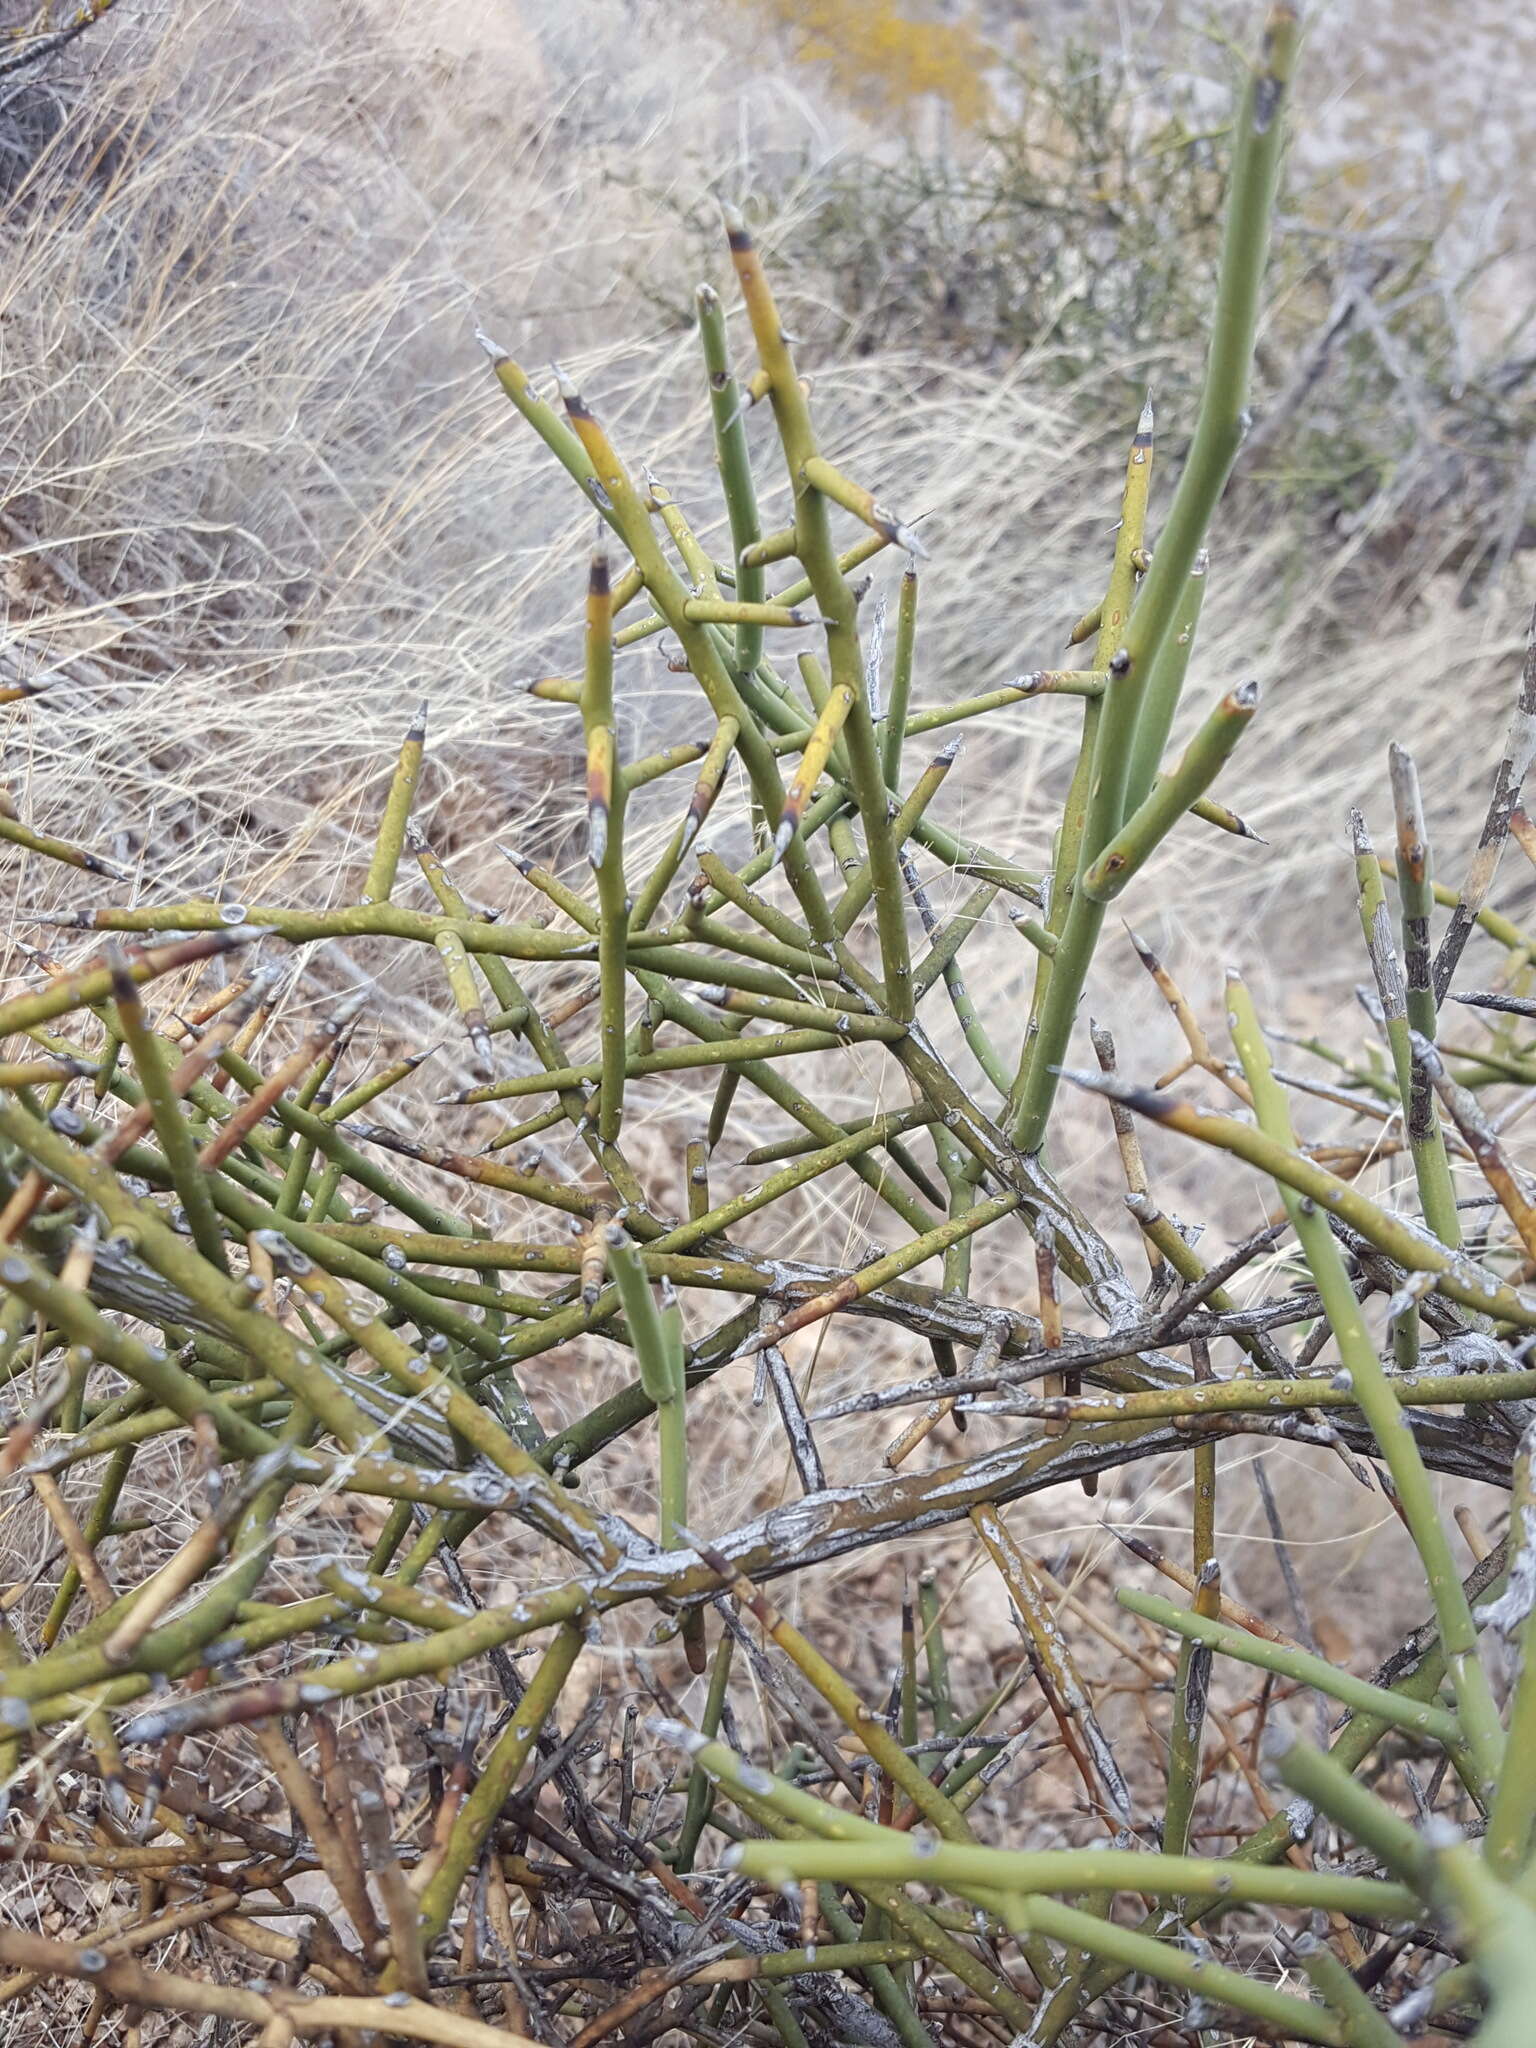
(747, 0), (995, 127)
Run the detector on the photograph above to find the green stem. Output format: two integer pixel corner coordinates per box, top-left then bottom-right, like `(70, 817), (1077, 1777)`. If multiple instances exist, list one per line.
(1226, 975), (1502, 1798)
(415, 1622), (583, 1941)
(1008, 8), (1296, 1153)
(1081, 679), (1258, 902)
